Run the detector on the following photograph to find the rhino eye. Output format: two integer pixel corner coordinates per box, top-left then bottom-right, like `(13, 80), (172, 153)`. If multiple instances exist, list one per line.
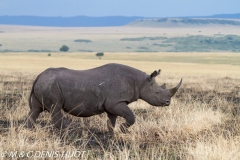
(156, 91), (160, 93)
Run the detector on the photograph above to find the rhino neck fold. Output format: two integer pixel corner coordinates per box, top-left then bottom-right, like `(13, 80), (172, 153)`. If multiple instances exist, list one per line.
(138, 74), (149, 101)
(132, 83), (140, 102)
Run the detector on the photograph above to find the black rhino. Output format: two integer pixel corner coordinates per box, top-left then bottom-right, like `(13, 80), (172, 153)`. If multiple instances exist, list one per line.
(27, 63), (182, 133)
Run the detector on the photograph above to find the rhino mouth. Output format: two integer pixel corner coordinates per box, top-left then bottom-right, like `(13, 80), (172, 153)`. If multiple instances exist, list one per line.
(164, 102), (170, 106)
(163, 102), (170, 106)
(158, 100), (170, 107)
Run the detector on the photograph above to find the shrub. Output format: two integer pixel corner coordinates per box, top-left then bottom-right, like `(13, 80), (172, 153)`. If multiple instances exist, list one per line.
(27, 49), (52, 52)
(74, 39), (92, 43)
(59, 45), (69, 52)
(96, 52), (104, 59)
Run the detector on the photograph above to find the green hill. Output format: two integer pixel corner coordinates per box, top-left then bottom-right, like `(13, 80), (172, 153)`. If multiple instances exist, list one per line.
(120, 35), (240, 52)
(128, 18), (240, 27)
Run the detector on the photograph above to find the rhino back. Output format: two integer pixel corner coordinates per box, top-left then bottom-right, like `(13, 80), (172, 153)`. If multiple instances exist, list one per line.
(58, 64), (147, 105)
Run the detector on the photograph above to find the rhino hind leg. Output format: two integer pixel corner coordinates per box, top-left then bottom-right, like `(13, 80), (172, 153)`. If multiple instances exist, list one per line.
(51, 108), (68, 130)
(27, 94), (43, 128)
(48, 101), (68, 130)
(39, 83), (68, 130)
(106, 103), (135, 134)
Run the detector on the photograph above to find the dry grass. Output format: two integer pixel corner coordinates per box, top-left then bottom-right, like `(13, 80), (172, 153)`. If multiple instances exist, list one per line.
(0, 53), (240, 159)
(0, 52), (240, 74)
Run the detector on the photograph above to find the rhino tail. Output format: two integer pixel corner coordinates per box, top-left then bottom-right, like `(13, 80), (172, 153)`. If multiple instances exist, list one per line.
(28, 74), (41, 109)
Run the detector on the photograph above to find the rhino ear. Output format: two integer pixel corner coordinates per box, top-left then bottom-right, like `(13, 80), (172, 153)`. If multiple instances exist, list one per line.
(160, 83), (166, 89)
(148, 69), (161, 81)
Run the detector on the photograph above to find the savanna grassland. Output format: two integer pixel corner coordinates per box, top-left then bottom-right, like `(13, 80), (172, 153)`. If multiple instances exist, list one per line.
(0, 52), (240, 160)
(0, 25), (240, 159)
(1, 25), (240, 52)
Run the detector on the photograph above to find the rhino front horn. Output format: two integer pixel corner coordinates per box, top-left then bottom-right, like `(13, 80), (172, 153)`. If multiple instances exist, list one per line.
(169, 79), (182, 97)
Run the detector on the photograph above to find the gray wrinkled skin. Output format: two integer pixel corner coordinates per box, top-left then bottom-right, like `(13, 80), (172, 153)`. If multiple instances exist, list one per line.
(27, 63), (182, 133)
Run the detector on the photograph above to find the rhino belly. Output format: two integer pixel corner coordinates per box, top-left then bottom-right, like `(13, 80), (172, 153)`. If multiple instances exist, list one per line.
(62, 99), (105, 117)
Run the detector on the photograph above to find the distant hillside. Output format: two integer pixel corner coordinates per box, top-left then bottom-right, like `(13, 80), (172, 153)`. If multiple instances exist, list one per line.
(192, 13), (240, 19)
(0, 13), (240, 27)
(0, 16), (143, 27)
(128, 18), (240, 27)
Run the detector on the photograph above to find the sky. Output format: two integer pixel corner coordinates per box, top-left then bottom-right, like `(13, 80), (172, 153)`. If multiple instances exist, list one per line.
(0, 0), (239, 17)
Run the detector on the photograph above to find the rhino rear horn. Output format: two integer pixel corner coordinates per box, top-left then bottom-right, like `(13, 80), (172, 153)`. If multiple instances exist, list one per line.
(169, 79), (182, 97)
(160, 83), (166, 89)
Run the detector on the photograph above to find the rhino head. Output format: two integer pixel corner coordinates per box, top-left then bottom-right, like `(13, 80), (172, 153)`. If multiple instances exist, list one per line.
(140, 69), (182, 106)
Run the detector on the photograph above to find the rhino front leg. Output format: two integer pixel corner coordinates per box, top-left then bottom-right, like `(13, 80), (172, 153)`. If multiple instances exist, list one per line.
(106, 102), (135, 133)
(107, 112), (117, 134)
